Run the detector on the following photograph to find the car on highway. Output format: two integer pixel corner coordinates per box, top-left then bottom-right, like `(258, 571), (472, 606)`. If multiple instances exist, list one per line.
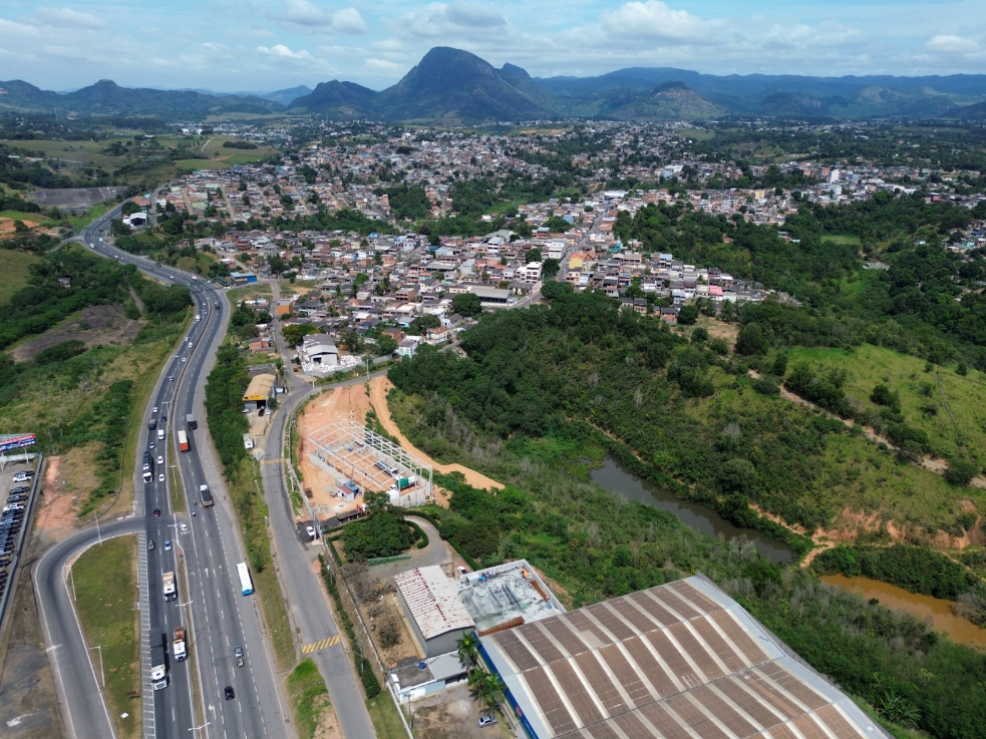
(168, 375), (175, 381)
(164, 540), (172, 551)
(153, 508), (161, 517)
(234, 646), (244, 666)
(182, 357), (187, 362)
(157, 456), (164, 465)
(224, 686), (235, 700)
(161, 414), (167, 421)
(179, 522), (188, 533)
(158, 473), (165, 482)
(153, 406), (159, 414)
(149, 440), (156, 449)
(148, 540), (155, 551)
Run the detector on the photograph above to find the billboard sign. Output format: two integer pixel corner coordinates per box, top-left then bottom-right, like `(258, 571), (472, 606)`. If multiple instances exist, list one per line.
(0, 433), (36, 453)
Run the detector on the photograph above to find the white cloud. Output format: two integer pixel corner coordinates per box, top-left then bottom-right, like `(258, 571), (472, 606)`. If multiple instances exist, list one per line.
(366, 57), (401, 70)
(257, 44), (313, 60)
(925, 34), (979, 54)
(34, 7), (106, 30)
(281, 0), (331, 26)
(600, 1), (718, 43)
(331, 8), (367, 34)
(274, 0), (365, 33)
(393, 2), (509, 38)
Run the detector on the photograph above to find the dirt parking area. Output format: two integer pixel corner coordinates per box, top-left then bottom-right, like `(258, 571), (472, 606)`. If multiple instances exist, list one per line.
(11, 304), (143, 363)
(408, 683), (512, 739)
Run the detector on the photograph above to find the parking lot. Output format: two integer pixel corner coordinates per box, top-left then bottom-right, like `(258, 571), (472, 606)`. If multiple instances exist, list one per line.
(0, 456), (41, 616)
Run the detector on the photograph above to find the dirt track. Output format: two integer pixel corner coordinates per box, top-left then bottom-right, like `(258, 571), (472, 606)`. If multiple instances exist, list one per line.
(368, 377), (503, 491)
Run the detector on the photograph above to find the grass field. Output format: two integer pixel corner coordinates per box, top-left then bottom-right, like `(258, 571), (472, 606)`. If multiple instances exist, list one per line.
(72, 535), (140, 739)
(366, 693), (407, 739)
(821, 234), (862, 246)
(679, 127), (715, 141)
(0, 210), (54, 223)
(786, 343), (986, 460)
(10, 135), (276, 187)
(0, 250), (40, 303)
(227, 284), (273, 304)
(687, 365), (985, 536)
(286, 659), (331, 739)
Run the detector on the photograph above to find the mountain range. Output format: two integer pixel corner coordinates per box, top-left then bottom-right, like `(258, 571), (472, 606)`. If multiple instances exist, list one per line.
(3, 46), (986, 123)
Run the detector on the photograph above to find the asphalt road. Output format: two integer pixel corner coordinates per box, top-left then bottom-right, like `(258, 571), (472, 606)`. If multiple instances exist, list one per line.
(257, 316), (378, 739)
(55, 209), (292, 739)
(35, 517), (143, 739)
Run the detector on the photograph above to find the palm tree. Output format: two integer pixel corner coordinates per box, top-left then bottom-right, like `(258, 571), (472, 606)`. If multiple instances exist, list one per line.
(468, 669), (505, 719)
(457, 632), (480, 668)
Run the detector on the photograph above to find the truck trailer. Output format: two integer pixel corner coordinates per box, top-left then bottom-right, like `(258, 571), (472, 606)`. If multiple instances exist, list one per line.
(150, 636), (169, 690)
(389, 475), (417, 493)
(178, 430), (190, 452)
(199, 484), (214, 507)
(173, 626), (187, 662)
(162, 571), (177, 601)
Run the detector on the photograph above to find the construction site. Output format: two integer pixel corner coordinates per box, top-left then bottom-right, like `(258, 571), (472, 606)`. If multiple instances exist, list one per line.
(305, 419), (434, 522)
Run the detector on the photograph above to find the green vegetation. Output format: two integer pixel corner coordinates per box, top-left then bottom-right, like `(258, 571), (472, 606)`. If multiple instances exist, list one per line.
(204, 343), (294, 668)
(340, 509), (422, 561)
(318, 554), (382, 699)
(813, 544), (980, 601)
(0, 249), (41, 303)
(0, 245), (190, 512)
(365, 693), (406, 739)
(287, 659), (331, 739)
(785, 343), (986, 462)
(72, 535), (140, 739)
(384, 278), (986, 738)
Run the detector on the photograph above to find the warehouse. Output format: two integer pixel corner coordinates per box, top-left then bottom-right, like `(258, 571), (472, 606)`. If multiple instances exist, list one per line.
(479, 574), (887, 739)
(395, 565), (475, 658)
(242, 373), (276, 411)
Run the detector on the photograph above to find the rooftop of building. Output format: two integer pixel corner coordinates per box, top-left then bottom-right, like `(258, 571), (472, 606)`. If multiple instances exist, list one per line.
(457, 560), (565, 635)
(480, 574), (889, 739)
(395, 565), (475, 641)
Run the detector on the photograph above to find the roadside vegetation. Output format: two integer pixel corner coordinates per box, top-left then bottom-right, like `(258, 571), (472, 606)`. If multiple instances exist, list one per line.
(0, 244), (191, 513)
(203, 342), (294, 669)
(286, 659), (331, 739)
(72, 535), (140, 739)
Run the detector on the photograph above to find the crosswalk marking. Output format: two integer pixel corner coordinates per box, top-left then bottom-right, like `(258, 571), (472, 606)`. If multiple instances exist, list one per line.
(301, 635), (341, 654)
(261, 458), (284, 465)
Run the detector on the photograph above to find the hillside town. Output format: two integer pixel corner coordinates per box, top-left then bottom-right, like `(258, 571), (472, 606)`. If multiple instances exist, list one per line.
(130, 121), (986, 376)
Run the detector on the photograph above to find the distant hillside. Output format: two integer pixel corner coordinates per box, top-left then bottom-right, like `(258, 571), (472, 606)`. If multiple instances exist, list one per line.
(5, 48), (986, 123)
(374, 47), (551, 123)
(288, 80), (378, 118)
(593, 81), (726, 120)
(260, 85), (312, 107)
(0, 79), (283, 118)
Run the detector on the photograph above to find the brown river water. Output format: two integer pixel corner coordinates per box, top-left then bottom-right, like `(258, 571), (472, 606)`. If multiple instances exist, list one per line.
(821, 574), (986, 648)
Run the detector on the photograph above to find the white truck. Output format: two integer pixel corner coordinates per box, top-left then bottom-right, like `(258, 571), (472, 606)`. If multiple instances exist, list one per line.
(173, 626), (187, 662)
(162, 571), (177, 601)
(150, 639), (168, 690)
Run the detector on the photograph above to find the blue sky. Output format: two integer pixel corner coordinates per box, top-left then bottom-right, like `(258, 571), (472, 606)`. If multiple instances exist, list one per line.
(1, 0), (984, 92)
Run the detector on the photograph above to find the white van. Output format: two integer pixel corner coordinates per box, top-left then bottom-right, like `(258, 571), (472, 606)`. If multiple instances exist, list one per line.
(194, 314), (201, 322)
(157, 429), (165, 441)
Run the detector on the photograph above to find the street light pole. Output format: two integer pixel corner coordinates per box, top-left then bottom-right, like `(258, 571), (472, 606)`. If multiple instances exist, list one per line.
(188, 721), (211, 736)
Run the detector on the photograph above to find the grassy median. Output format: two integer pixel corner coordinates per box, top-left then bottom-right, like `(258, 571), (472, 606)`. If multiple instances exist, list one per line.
(72, 534), (140, 739)
(287, 659), (331, 739)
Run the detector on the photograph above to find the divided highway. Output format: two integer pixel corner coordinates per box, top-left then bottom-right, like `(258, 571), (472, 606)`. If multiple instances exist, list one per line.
(35, 207), (292, 739)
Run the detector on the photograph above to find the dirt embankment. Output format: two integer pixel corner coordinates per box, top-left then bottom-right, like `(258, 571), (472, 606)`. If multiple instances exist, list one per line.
(368, 377), (504, 492)
(11, 304), (143, 362)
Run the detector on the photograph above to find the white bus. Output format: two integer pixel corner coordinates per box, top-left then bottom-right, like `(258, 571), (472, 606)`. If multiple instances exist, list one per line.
(236, 562), (254, 596)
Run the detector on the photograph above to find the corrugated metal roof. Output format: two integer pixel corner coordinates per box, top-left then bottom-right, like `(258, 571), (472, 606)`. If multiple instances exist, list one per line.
(242, 373), (276, 401)
(482, 576), (884, 739)
(395, 566), (475, 641)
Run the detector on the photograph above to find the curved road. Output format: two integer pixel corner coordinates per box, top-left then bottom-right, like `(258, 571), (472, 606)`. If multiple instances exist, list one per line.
(36, 517), (144, 739)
